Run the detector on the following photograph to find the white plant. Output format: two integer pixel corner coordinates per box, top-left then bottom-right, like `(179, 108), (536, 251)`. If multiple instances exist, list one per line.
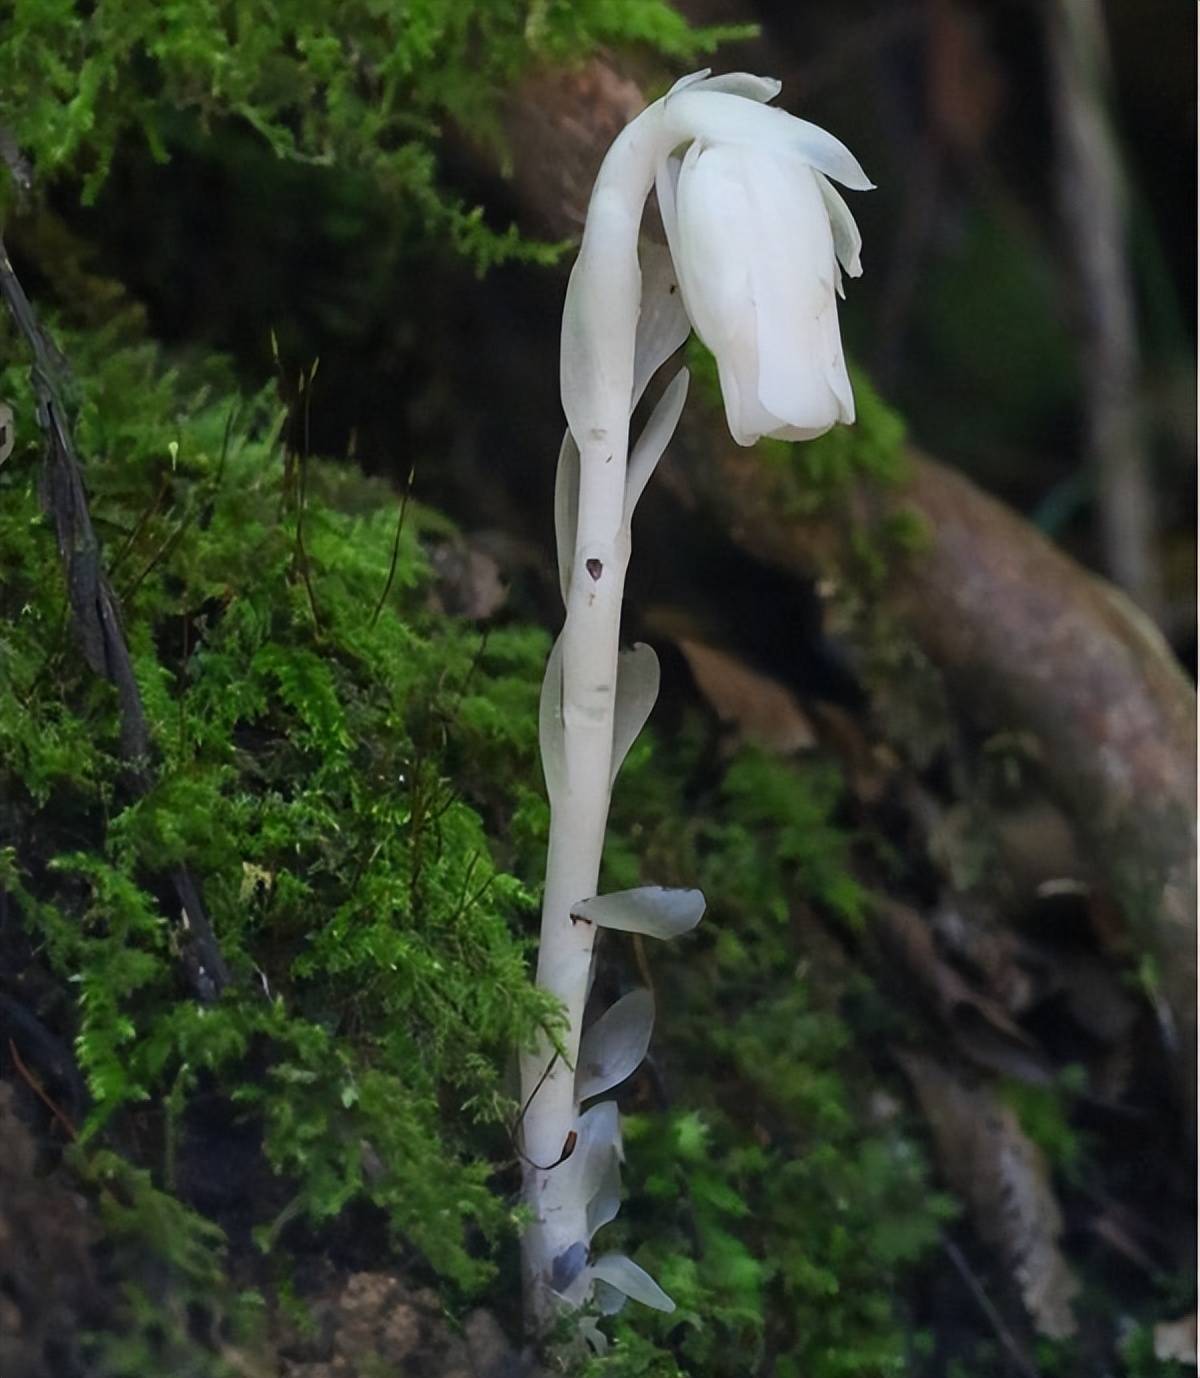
(520, 68), (870, 1336)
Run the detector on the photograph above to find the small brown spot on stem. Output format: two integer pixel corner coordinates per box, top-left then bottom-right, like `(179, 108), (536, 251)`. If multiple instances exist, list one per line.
(586, 558), (603, 581)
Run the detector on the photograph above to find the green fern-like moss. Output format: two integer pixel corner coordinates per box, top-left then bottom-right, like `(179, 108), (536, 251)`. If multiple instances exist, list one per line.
(0, 0), (753, 269)
(0, 318), (559, 1327)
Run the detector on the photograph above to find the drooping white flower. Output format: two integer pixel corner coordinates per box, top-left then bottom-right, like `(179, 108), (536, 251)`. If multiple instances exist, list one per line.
(560, 70), (870, 452)
(660, 141), (862, 444)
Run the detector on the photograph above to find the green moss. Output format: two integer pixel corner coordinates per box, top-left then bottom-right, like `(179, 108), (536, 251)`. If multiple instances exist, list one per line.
(0, 314), (560, 1359)
(999, 1074), (1085, 1182)
(1, 302), (958, 1371)
(76, 1149), (267, 1378)
(0, 0), (751, 268)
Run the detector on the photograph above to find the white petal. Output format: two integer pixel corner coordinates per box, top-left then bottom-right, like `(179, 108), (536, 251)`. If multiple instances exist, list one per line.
(664, 69), (712, 100)
(767, 420), (834, 441)
(742, 152), (843, 436)
(817, 295), (856, 424)
(688, 72), (781, 103)
(716, 339), (781, 446)
(712, 351), (752, 445)
(675, 144), (834, 442)
(654, 153), (684, 300)
(665, 90), (874, 190)
(814, 170), (863, 279)
(673, 143), (756, 367)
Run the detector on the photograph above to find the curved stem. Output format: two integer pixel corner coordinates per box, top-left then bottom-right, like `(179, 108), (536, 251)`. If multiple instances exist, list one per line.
(521, 435), (632, 1327)
(518, 83), (688, 1336)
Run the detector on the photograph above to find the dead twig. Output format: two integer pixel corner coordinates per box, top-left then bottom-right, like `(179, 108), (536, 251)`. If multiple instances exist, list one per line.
(8, 1038), (78, 1142)
(371, 463), (416, 627)
(941, 1234), (1040, 1378)
(0, 234), (229, 1001)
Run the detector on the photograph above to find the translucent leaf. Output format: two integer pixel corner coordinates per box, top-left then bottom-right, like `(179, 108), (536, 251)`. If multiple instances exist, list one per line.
(550, 1240), (588, 1294)
(573, 886), (706, 940)
(610, 643), (660, 786)
(576, 988), (655, 1102)
(590, 1254), (676, 1313)
(538, 636), (565, 805)
(624, 369), (689, 528)
(632, 243), (691, 406)
(586, 1140), (623, 1238)
(580, 1314), (610, 1353)
(554, 428), (580, 606)
(560, 1100), (621, 1209)
(592, 1278), (628, 1316)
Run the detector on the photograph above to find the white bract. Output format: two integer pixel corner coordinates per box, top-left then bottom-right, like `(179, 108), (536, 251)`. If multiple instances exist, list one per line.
(521, 69), (868, 1340)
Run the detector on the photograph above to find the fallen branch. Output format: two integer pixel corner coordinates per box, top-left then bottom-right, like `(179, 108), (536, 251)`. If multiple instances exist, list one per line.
(0, 233), (229, 1002)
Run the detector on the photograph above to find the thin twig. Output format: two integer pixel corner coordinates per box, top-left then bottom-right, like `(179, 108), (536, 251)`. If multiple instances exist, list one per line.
(8, 1038), (78, 1141)
(941, 1234), (1039, 1378)
(0, 234), (229, 1001)
(107, 473), (170, 580)
(371, 464), (416, 627)
(509, 1052), (579, 1169)
(292, 362), (322, 635)
(632, 932), (656, 1002)
(120, 501), (197, 603)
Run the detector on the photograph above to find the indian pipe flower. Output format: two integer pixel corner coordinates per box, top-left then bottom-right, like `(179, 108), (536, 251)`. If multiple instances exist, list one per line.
(561, 70), (871, 453)
(523, 72), (873, 1334)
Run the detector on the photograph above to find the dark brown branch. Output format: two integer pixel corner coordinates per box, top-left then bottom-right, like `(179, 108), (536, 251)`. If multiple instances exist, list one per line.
(0, 235), (229, 1002)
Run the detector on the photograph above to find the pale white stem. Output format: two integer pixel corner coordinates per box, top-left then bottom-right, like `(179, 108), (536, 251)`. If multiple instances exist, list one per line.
(520, 111), (656, 1327)
(521, 439), (632, 1324)
(526, 442), (631, 1159)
